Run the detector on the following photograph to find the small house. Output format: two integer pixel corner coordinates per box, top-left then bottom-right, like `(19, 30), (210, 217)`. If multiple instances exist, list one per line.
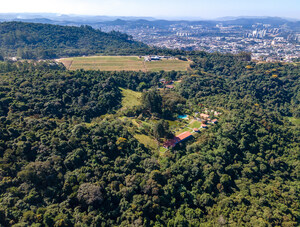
(211, 119), (218, 124)
(166, 85), (174, 89)
(200, 113), (210, 119)
(201, 124), (208, 129)
(193, 128), (200, 132)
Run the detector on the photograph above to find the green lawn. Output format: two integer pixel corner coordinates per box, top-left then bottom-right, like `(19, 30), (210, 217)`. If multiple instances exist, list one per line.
(176, 127), (193, 134)
(120, 88), (142, 109)
(167, 120), (185, 130)
(159, 146), (168, 154)
(189, 121), (201, 129)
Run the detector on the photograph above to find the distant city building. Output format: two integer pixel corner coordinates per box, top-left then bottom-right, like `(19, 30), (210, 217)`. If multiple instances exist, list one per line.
(98, 20), (299, 63)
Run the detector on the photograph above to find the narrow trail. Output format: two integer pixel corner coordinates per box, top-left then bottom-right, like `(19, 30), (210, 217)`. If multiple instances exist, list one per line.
(142, 61), (148, 72)
(68, 60), (73, 70)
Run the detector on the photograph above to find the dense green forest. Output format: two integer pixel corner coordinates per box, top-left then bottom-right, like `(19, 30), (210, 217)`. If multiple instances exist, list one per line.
(0, 53), (299, 227)
(0, 22), (216, 60)
(183, 52), (299, 117)
(0, 22), (153, 59)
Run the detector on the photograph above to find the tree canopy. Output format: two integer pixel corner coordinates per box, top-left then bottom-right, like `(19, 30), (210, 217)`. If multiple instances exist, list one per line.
(0, 22), (151, 59)
(0, 52), (299, 226)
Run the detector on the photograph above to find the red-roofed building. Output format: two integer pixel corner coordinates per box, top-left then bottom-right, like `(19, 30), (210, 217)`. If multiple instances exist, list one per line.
(201, 124), (208, 128)
(193, 128), (200, 132)
(177, 131), (193, 141)
(163, 131), (193, 148)
(166, 85), (174, 89)
(200, 113), (210, 119)
(163, 137), (180, 148)
(211, 119), (218, 124)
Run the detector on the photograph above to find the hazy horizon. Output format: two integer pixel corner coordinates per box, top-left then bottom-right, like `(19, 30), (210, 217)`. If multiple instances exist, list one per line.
(1, 0), (299, 20)
(0, 12), (299, 22)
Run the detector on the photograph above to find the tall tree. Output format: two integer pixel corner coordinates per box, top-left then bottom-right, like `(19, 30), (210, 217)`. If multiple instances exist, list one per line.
(152, 120), (172, 140)
(142, 90), (162, 114)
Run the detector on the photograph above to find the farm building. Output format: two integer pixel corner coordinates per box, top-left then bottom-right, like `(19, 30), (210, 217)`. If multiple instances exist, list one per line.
(163, 137), (180, 148)
(177, 131), (193, 141)
(163, 131), (193, 148)
(193, 128), (200, 132)
(151, 56), (161, 61)
(144, 56), (151, 61)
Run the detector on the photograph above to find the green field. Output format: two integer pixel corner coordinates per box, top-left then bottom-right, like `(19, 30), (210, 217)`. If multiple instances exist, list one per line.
(189, 120), (201, 128)
(120, 88), (142, 109)
(59, 56), (190, 72)
(134, 134), (158, 150)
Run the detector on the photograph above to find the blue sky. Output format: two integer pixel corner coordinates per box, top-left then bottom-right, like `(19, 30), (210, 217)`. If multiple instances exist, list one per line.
(1, 0), (299, 19)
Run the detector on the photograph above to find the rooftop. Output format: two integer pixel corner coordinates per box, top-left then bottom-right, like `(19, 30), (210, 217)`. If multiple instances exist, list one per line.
(200, 113), (210, 119)
(163, 131), (193, 148)
(177, 131), (193, 141)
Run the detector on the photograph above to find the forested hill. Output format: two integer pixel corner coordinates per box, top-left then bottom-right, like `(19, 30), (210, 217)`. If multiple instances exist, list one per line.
(0, 57), (299, 226)
(0, 22), (150, 59)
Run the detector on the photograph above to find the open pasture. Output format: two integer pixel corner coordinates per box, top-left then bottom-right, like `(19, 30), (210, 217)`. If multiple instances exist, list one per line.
(58, 56), (190, 72)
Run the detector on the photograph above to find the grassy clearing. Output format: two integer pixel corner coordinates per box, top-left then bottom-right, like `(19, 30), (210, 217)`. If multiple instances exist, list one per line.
(134, 134), (158, 150)
(120, 88), (142, 109)
(159, 146), (168, 154)
(145, 59), (190, 72)
(189, 121), (201, 128)
(60, 59), (73, 70)
(70, 56), (144, 71)
(167, 120), (184, 130)
(287, 117), (300, 126)
(176, 127), (193, 134)
(58, 56), (190, 72)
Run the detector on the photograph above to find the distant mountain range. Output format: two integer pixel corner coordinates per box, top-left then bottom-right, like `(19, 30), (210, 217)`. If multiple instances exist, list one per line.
(215, 16), (299, 22)
(0, 13), (299, 25)
(0, 13), (156, 23)
(0, 13), (299, 33)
